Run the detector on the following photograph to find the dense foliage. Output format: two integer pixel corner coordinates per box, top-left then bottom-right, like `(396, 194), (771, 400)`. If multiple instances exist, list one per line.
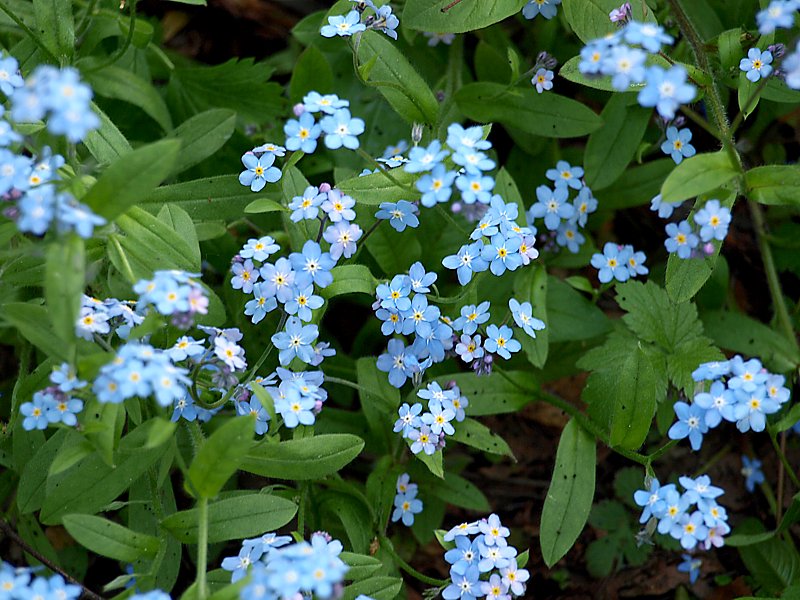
(0, 0), (799, 599)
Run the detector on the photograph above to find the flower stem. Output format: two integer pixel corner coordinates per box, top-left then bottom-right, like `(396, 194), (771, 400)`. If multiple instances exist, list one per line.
(379, 537), (449, 587)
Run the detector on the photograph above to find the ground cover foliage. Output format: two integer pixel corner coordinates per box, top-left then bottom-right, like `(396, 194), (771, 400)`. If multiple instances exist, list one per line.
(0, 0), (800, 598)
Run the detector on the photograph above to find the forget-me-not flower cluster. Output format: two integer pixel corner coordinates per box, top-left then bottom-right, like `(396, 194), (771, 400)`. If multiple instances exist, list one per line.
(393, 381), (468, 455)
(590, 242), (649, 283)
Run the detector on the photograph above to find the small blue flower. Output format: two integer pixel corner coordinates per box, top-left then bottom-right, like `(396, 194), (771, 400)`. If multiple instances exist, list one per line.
(671, 511), (708, 550)
(456, 173), (495, 204)
(45, 395), (84, 426)
(668, 401), (709, 451)
(394, 402), (423, 436)
(239, 152), (281, 192)
(579, 40), (611, 75)
(455, 334), (484, 362)
(677, 553), (702, 585)
(320, 108), (365, 150)
(408, 261), (437, 293)
(650, 194), (682, 219)
(320, 10), (365, 37)
(484, 324), (520, 359)
(372, 4), (400, 40)
(657, 488), (689, 534)
(231, 259), (259, 294)
(509, 298), (545, 338)
(591, 242), (631, 283)
(733, 387), (780, 433)
(422, 399), (456, 435)
(546, 160), (584, 190)
(284, 112), (321, 154)
(443, 566), (481, 600)
(408, 424), (437, 455)
(478, 513), (510, 546)
(50, 363), (87, 392)
(528, 185), (574, 230)
(392, 492), (423, 526)
(678, 475), (724, 507)
(236, 397), (270, 435)
(271, 316), (319, 366)
(302, 91), (349, 114)
(624, 246), (649, 277)
(602, 45), (647, 90)
(259, 257), (296, 303)
(741, 456), (765, 492)
(446, 123), (491, 153)
(444, 536), (482, 575)
(555, 222), (585, 253)
(20, 393), (52, 430)
(375, 200), (419, 232)
(323, 221), (362, 260)
(442, 241), (489, 285)
(403, 294), (440, 336)
(289, 240), (336, 288)
(481, 233), (522, 276)
(633, 479), (676, 523)
(664, 220), (699, 259)
(624, 21), (674, 53)
(694, 199), (731, 242)
(240, 236), (280, 261)
(285, 284), (324, 322)
(765, 373), (791, 405)
(757, 1), (796, 35)
(728, 356), (767, 392)
(571, 187), (597, 227)
(377, 274), (412, 312)
(405, 140), (449, 173)
(693, 381), (743, 427)
(453, 148), (495, 175)
(452, 302), (491, 335)
(0, 55), (24, 96)
(321, 189), (356, 223)
(740, 47), (774, 82)
(532, 68), (554, 93)
(638, 65), (696, 120)
(416, 164), (457, 207)
(522, 0), (561, 19)
(692, 360), (731, 382)
(377, 338), (419, 388)
(274, 385), (316, 428)
(661, 127), (696, 164)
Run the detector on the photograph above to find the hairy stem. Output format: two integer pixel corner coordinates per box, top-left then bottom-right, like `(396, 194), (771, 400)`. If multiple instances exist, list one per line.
(195, 497), (209, 600)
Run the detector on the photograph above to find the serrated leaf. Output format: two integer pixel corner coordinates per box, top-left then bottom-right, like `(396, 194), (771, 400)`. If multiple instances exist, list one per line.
(540, 419), (596, 567)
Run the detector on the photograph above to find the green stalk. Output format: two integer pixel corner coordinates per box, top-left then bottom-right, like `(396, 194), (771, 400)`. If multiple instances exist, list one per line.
(379, 537), (449, 587)
(195, 497), (209, 600)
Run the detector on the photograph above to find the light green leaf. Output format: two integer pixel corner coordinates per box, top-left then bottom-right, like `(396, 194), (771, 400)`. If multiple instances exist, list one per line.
(660, 151), (739, 203)
(513, 265), (548, 367)
(608, 345), (658, 449)
(188, 416), (254, 498)
(540, 419), (596, 567)
(402, 0), (525, 33)
(436, 371), (536, 415)
(45, 235), (84, 349)
(412, 447), (444, 478)
(244, 198), (287, 214)
(450, 417), (515, 458)
(456, 82), (603, 138)
(562, 0), (656, 43)
(82, 140), (181, 220)
(336, 170), (417, 206)
(320, 265), (378, 300)
(356, 31), (439, 124)
(158, 204), (201, 268)
(146, 175), (263, 221)
(86, 66), (172, 132)
(343, 576), (403, 600)
(62, 514), (159, 562)
(584, 94), (651, 190)
(33, 0), (73, 58)
(168, 109), (237, 174)
(341, 553), (383, 581)
(84, 102), (132, 165)
(240, 434), (364, 480)
(745, 165), (800, 206)
(161, 494), (297, 543)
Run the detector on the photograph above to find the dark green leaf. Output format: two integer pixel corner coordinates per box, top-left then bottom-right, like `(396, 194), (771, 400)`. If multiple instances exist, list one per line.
(336, 170), (418, 206)
(320, 265), (378, 300)
(289, 45), (333, 103)
(343, 576), (403, 600)
(84, 102), (132, 165)
(33, 0), (73, 58)
(450, 417), (515, 458)
(402, 0), (525, 33)
(83, 140), (181, 220)
(746, 165), (800, 206)
(1, 303), (65, 360)
(456, 83), (603, 138)
(86, 66), (172, 132)
(188, 416), (254, 498)
(514, 265), (548, 367)
(161, 493), (297, 543)
(240, 434), (364, 480)
(145, 175), (262, 221)
(45, 235), (84, 348)
(540, 419), (596, 567)
(562, 0), (656, 43)
(168, 109), (237, 175)
(436, 371), (536, 415)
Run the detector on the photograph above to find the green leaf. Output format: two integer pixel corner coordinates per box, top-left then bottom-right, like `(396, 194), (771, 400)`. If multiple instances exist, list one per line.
(188, 416), (254, 498)
(158, 204), (201, 267)
(161, 493), (297, 543)
(244, 198), (287, 214)
(343, 576), (403, 600)
(341, 552), (383, 581)
(319, 491), (372, 553)
(540, 419), (596, 567)
(336, 170), (417, 206)
(584, 95), (651, 190)
(40, 418), (173, 524)
(547, 276), (611, 342)
(83, 401), (123, 467)
(62, 514), (159, 562)
(110, 206), (201, 281)
(82, 140), (181, 220)
(738, 536), (800, 595)
(356, 31), (439, 124)
(450, 417), (515, 458)
(33, 0), (74, 58)
(146, 175), (262, 221)
(594, 159), (674, 211)
(289, 45), (333, 103)
(45, 235), (84, 348)
(84, 102), (132, 165)
(168, 109), (237, 175)
(607, 344), (658, 449)
(559, 55), (629, 93)
(616, 280), (704, 352)
(412, 447), (444, 478)
(423, 472), (491, 512)
(746, 165), (800, 206)
(402, 0), (525, 33)
(240, 434), (364, 480)
(86, 66), (172, 132)
(436, 371), (536, 415)
(1, 303), (65, 360)
(701, 310), (800, 373)
(17, 429), (71, 514)
(660, 151), (739, 203)
(320, 265), (378, 300)
(363, 219), (422, 275)
(718, 28), (742, 70)
(513, 265), (548, 367)
(456, 83), (603, 138)
(562, 0), (656, 43)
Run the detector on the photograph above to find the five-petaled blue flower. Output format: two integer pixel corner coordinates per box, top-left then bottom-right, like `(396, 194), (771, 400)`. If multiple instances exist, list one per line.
(528, 185), (574, 230)
(320, 11), (366, 37)
(375, 200), (420, 232)
(484, 324), (520, 359)
(284, 112), (321, 154)
(637, 65), (696, 119)
(694, 199), (731, 242)
(661, 126), (696, 164)
(741, 456), (765, 492)
(443, 241), (489, 285)
(271, 316), (319, 366)
(591, 242), (631, 283)
(740, 47), (774, 82)
(320, 108), (365, 150)
(239, 152), (281, 192)
(664, 220), (699, 259)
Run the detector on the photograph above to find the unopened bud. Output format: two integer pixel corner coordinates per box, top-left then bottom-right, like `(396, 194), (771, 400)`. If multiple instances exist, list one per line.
(293, 103), (306, 117)
(318, 182), (332, 193)
(411, 123), (424, 144)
